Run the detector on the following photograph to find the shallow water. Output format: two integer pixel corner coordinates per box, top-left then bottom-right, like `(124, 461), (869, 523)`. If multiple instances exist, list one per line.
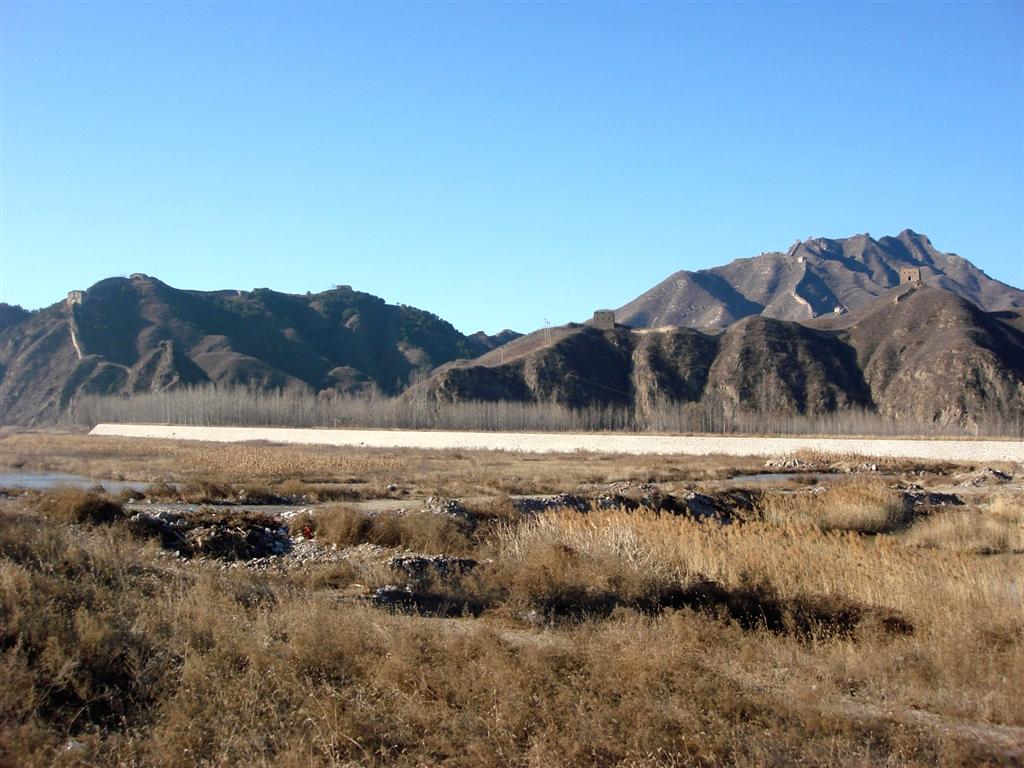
(0, 470), (150, 494)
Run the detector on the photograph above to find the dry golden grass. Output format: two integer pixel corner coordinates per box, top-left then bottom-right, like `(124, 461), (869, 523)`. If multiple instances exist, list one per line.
(0, 431), (776, 498)
(789, 448), (964, 474)
(2, 431), (969, 506)
(477, 508), (1024, 732)
(32, 487), (125, 525)
(311, 505), (475, 556)
(903, 494), (1024, 554)
(4, 501), (1022, 767)
(1, 432), (1021, 766)
(758, 479), (912, 533)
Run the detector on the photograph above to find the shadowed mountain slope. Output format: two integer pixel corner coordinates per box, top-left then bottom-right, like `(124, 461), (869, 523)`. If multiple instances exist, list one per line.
(810, 285), (1024, 426)
(617, 230), (1024, 329)
(423, 286), (1024, 428)
(4, 234), (1022, 430)
(0, 275), (519, 424)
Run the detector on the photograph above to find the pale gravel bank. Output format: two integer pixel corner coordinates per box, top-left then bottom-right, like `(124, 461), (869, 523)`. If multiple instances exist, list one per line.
(89, 424), (1024, 464)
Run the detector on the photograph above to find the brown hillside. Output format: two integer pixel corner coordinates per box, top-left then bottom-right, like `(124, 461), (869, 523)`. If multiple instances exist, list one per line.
(617, 230), (1024, 329)
(422, 287), (1024, 428)
(706, 316), (871, 416)
(0, 275), (518, 424)
(812, 285), (1024, 426)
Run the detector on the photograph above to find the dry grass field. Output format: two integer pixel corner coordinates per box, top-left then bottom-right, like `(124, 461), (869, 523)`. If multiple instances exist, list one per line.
(1, 431), (1022, 767)
(0, 431), (771, 497)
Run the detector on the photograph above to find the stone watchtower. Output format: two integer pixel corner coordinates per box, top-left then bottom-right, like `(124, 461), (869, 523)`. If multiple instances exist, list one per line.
(899, 267), (922, 286)
(66, 290), (84, 306)
(592, 310), (616, 330)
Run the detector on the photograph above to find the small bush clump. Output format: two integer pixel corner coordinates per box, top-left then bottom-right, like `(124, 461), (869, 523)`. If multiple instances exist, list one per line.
(759, 480), (911, 534)
(33, 488), (125, 525)
(904, 497), (1024, 554)
(310, 505), (474, 555)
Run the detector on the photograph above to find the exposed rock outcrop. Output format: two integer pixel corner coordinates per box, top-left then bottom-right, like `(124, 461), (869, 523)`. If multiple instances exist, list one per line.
(617, 230), (1024, 330)
(0, 275), (519, 423)
(421, 286), (1024, 428)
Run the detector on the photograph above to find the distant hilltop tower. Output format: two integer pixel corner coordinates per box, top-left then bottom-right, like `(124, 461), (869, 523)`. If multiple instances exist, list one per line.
(592, 310), (616, 330)
(66, 290), (84, 306)
(899, 267), (922, 285)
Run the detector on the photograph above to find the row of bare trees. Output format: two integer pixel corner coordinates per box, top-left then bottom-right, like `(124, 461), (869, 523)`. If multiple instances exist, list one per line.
(67, 386), (1024, 437)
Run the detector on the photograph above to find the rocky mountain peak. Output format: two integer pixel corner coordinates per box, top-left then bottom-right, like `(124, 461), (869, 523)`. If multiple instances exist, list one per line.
(616, 230), (1023, 330)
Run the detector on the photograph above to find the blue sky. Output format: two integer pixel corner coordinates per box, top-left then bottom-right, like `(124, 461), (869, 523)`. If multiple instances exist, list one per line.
(2, 1), (1022, 333)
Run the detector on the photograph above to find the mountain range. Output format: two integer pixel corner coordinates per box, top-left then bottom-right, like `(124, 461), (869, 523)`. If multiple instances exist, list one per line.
(1, 230), (1022, 427)
(0, 275), (517, 424)
(426, 284), (1024, 428)
(616, 229), (1024, 329)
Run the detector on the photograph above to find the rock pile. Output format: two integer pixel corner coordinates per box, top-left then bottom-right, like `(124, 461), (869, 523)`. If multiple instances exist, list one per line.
(128, 509), (290, 561)
(596, 483), (755, 523)
(388, 554), (478, 583)
(897, 485), (963, 509)
(957, 467), (1013, 487)
(512, 493), (590, 514)
(424, 496), (471, 519)
(597, 482), (666, 511)
(764, 458), (814, 470)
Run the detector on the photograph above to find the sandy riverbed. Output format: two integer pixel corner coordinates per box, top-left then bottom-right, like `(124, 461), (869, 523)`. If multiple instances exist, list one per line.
(89, 424), (1024, 463)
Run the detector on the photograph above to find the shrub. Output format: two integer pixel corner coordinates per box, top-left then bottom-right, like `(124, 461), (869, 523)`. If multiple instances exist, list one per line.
(285, 510), (315, 538)
(903, 498), (1024, 554)
(313, 505), (474, 555)
(33, 488), (125, 525)
(313, 505), (373, 546)
(758, 480), (911, 534)
(290, 561), (360, 590)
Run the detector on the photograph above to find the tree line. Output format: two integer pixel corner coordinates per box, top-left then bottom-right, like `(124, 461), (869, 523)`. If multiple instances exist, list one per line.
(67, 386), (1024, 438)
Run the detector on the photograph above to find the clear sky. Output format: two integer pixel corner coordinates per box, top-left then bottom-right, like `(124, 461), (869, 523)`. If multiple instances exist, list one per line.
(2, 1), (1022, 334)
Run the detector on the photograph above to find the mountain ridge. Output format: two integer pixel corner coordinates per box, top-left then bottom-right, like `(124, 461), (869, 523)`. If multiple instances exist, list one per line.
(423, 285), (1024, 428)
(615, 230), (1024, 329)
(2, 230), (1022, 428)
(0, 275), (520, 424)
